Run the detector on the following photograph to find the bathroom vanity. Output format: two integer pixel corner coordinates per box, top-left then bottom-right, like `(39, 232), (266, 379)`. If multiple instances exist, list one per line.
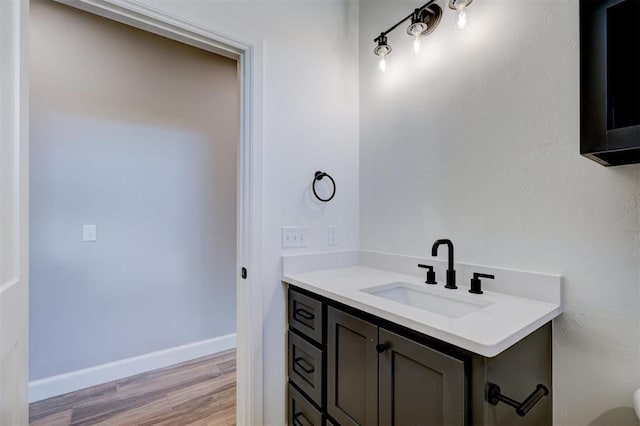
(282, 252), (563, 426)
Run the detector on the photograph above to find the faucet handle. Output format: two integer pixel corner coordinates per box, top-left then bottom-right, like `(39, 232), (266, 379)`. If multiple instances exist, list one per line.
(418, 264), (437, 285)
(470, 273), (495, 294)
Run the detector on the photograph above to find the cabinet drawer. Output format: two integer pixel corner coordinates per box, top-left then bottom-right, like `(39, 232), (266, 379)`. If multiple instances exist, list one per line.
(288, 383), (324, 426)
(289, 288), (324, 345)
(289, 330), (324, 407)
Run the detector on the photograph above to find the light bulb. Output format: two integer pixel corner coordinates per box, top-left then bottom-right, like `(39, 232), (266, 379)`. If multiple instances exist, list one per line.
(407, 18), (427, 55)
(456, 9), (467, 29)
(373, 35), (391, 73)
(379, 56), (387, 72)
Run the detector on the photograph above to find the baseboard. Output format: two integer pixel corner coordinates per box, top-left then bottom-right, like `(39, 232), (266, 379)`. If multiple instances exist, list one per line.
(28, 333), (236, 403)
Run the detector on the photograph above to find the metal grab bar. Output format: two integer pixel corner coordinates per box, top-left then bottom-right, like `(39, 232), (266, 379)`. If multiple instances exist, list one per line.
(486, 383), (549, 417)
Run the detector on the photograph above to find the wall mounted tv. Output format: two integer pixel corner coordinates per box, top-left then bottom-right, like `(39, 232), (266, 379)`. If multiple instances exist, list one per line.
(580, 0), (640, 166)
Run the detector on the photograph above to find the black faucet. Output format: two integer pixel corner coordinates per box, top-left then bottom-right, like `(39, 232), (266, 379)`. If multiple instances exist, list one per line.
(431, 239), (457, 289)
(469, 272), (495, 294)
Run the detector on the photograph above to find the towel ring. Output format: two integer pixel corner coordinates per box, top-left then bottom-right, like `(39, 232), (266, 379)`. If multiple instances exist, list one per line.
(312, 171), (336, 202)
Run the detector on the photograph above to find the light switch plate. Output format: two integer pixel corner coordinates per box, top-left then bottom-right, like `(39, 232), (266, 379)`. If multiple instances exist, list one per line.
(83, 224), (97, 242)
(282, 226), (307, 248)
(328, 225), (338, 246)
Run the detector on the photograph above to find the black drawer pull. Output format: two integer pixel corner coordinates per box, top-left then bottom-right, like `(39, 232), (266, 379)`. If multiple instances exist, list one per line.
(294, 357), (315, 374)
(293, 411), (312, 426)
(295, 308), (315, 321)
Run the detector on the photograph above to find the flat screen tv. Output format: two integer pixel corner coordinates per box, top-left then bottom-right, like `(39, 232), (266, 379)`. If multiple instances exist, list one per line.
(580, 0), (640, 166)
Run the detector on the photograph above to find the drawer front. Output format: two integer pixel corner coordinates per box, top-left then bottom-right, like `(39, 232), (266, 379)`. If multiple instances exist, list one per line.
(289, 288), (324, 345)
(288, 383), (324, 426)
(289, 330), (324, 407)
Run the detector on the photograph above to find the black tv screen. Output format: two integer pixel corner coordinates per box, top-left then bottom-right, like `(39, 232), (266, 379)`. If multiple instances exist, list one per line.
(580, 0), (640, 166)
(606, 0), (640, 130)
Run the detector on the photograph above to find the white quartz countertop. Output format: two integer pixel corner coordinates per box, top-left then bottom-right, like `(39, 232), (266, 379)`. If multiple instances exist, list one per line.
(283, 266), (562, 357)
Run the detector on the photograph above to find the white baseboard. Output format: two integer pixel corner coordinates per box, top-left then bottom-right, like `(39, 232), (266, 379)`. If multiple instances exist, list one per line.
(28, 333), (236, 403)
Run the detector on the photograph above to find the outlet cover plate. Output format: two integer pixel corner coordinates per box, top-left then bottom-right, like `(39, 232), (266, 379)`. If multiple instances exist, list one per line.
(328, 225), (338, 246)
(83, 224), (97, 242)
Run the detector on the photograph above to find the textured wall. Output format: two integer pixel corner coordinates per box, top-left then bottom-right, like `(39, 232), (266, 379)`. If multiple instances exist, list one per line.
(30, 0), (238, 380)
(359, 1), (640, 424)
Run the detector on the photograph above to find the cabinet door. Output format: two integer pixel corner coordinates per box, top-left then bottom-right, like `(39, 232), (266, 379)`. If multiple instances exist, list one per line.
(327, 307), (377, 426)
(379, 329), (465, 426)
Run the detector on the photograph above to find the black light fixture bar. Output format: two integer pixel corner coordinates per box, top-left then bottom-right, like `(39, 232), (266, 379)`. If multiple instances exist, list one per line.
(373, 0), (437, 42)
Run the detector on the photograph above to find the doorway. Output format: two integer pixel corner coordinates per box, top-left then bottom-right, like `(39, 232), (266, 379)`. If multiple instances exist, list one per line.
(23, 0), (257, 422)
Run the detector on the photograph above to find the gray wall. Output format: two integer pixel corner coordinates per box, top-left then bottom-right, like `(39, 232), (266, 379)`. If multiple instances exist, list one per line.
(29, 0), (239, 380)
(358, 1), (640, 425)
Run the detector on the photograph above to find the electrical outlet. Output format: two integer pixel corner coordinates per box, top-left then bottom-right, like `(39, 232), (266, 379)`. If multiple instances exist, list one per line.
(328, 225), (338, 246)
(282, 226), (308, 248)
(83, 224), (97, 242)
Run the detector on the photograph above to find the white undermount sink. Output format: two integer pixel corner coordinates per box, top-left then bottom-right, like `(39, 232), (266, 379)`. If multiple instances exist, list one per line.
(362, 281), (494, 319)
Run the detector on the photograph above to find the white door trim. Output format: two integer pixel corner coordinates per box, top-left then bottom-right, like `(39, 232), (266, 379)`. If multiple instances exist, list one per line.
(0, 0), (29, 424)
(26, 1), (264, 424)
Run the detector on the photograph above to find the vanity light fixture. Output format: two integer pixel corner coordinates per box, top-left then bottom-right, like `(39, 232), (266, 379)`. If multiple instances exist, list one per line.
(373, 0), (471, 71)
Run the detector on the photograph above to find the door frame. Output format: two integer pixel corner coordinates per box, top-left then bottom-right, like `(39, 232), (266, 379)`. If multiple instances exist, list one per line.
(24, 0), (264, 423)
(0, 1), (29, 424)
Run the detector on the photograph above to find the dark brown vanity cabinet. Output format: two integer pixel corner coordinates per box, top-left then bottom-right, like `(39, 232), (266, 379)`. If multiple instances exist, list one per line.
(287, 286), (552, 426)
(326, 307), (465, 426)
(378, 329), (465, 426)
(287, 289), (327, 426)
(326, 307), (378, 426)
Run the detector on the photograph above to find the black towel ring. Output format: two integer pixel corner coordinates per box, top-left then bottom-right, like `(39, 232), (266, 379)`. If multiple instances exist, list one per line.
(312, 171), (336, 202)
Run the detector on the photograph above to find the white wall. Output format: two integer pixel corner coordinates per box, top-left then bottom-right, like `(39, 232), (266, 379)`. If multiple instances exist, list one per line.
(359, 1), (640, 425)
(30, 0), (238, 380)
(130, 1), (361, 424)
(52, 1), (637, 424)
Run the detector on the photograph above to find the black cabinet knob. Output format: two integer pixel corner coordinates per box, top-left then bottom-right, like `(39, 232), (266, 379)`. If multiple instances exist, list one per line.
(376, 343), (390, 353)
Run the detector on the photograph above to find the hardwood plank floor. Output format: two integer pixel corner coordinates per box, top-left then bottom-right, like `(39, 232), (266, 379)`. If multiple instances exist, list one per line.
(29, 350), (236, 426)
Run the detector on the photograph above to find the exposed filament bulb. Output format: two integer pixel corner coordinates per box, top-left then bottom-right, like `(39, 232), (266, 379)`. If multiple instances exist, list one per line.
(374, 35), (391, 73)
(456, 9), (467, 29)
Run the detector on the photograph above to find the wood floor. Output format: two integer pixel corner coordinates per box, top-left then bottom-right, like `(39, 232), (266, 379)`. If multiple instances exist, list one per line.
(29, 350), (236, 426)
